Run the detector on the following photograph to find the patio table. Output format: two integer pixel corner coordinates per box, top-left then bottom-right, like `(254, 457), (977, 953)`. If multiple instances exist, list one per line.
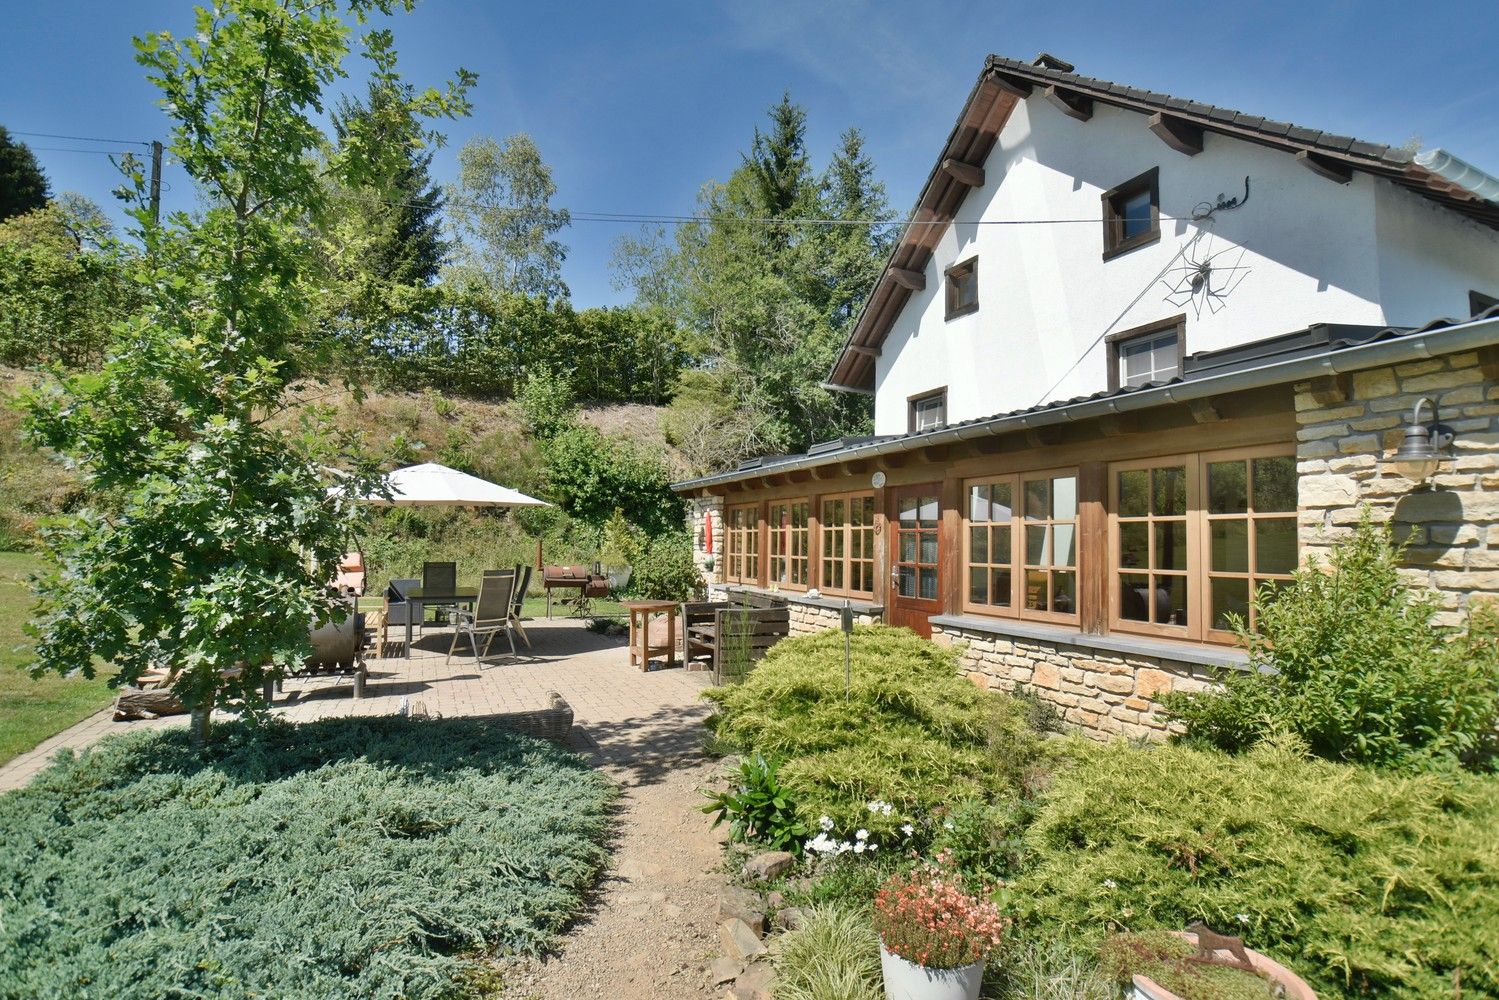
(401, 586), (478, 658)
(620, 599), (677, 671)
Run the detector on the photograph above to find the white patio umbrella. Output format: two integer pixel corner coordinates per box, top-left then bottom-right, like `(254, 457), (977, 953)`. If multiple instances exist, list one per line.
(358, 462), (550, 508)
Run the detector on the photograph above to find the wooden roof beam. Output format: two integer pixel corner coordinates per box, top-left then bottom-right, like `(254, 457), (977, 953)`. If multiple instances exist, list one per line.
(941, 157), (986, 188)
(1148, 113), (1204, 156)
(992, 72), (1033, 99)
(1296, 150), (1352, 185)
(887, 267), (926, 292)
(845, 343), (882, 358)
(1044, 85), (1093, 122)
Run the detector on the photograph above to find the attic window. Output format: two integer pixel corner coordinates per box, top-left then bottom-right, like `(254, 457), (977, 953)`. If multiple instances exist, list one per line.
(1108, 316), (1185, 390)
(945, 257), (979, 319)
(909, 388), (947, 433)
(1102, 168), (1160, 260)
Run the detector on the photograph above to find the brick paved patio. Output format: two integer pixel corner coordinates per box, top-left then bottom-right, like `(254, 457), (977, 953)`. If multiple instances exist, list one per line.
(0, 618), (714, 793)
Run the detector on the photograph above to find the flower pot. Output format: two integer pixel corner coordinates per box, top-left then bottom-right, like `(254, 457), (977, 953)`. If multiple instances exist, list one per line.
(1130, 932), (1318, 1000)
(604, 565), (632, 591)
(879, 942), (984, 1000)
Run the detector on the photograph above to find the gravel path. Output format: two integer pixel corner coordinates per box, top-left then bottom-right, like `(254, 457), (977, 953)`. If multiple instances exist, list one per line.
(505, 707), (727, 999)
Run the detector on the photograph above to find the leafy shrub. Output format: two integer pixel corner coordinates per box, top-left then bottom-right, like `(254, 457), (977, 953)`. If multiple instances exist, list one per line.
(701, 753), (810, 852)
(1162, 514), (1499, 771)
(517, 368), (575, 440)
(1009, 735), (1499, 999)
(773, 903), (883, 1000)
(0, 715), (615, 1000)
(542, 423), (685, 537)
(704, 626), (1044, 840)
(627, 531), (703, 602)
(1098, 931), (1274, 1000)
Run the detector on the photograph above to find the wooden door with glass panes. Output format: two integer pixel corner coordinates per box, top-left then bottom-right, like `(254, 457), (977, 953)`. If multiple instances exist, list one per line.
(888, 484), (942, 637)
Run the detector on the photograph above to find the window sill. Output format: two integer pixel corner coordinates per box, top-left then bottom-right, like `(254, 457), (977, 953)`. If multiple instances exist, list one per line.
(944, 302), (979, 321)
(928, 613), (1250, 670)
(1101, 231), (1161, 262)
(713, 583), (884, 616)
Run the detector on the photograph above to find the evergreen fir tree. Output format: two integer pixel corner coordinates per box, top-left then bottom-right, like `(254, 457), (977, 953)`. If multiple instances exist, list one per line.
(0, 126), (51, 223)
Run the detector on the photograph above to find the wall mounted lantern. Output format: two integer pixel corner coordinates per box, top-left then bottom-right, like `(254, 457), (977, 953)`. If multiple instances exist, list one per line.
(1385, 396), (1453, 483)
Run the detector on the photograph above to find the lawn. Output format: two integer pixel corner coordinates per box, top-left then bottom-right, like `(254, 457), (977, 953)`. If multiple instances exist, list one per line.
(0, 715), (615, 999)
(0, 551), (117, 766)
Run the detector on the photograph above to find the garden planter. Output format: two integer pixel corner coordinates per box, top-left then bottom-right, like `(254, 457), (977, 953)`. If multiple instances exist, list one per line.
(1129, 932), (1317, 1000)
(879, 942), (984, 1000)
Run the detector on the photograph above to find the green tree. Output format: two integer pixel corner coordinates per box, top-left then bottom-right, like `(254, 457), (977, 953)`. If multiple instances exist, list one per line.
(446, 133), (571, 300)
(0, 126), (50, 222)
(0, 198), (138, 368)
(22, 0), (472, 745)
(613, 94), (886, 463)
(330, 78), (449, 286)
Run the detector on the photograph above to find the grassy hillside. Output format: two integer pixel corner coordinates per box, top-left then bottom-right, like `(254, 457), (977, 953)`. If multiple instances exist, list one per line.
(1, 367), (690, 580)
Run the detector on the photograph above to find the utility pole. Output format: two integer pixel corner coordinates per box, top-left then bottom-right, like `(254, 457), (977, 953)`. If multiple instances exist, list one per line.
(149, 140), (163, 225)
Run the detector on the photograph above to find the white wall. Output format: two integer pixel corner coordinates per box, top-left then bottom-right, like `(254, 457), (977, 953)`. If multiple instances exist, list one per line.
(872, 97), (1499, 435)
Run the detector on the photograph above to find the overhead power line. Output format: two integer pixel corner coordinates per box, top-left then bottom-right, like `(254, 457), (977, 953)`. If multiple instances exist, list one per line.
(8, 129), (151, 147)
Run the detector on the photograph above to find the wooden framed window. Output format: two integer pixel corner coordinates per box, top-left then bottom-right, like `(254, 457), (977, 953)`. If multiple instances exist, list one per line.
(1471, 289), (1499, 316)
(1101, 167), (1160, 260)
(909, 388), (947, 433)
(1022, 471), (1079, 621)
(945, 256), (978, 319)
(820, 491), (876, 598)
(961, 469), (1078, 624)
(768, 498), (811, 590)
(1202, 449), (1297, 640)
(725, 503), (761, 584)
(1110, 445), (1296, 642)
(963, 477), (1016, 613)
(1108, 316), (1185, 390)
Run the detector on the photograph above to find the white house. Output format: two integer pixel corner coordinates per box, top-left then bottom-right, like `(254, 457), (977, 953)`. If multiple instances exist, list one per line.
(674, 54), (1499, 739)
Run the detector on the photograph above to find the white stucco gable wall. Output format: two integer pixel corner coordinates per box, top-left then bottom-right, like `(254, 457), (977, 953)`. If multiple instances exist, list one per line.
(872, 96), (1499, 435)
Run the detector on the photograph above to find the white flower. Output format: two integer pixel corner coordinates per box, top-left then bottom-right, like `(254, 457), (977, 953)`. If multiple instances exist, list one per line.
(837, 841), (852, 854)
(818, 815), (834, 832)
(866, 799), (894, 817)
(855, 829), (869, 841)
(943, 819), (955, 831)
(1101, 879), (1117, 890)
(901, 823), (915, 837)
(1236, 913), (1251, 925)
(868, 843), (878, 852)
(853, 842), (866, 854)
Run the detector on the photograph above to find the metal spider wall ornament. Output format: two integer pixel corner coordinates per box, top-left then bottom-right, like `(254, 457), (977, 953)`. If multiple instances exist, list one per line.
(1160, 231), (1252, 319)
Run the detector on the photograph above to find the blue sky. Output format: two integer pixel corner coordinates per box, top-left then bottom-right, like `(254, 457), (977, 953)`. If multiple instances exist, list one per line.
(3, 0), (1495, 308)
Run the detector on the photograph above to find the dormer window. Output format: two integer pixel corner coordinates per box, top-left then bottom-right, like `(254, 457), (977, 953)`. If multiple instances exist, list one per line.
(1471, 290), (1498, 316)
(909, 388), (947, 432)
(1102, 168), (1160, 260)
(1108, 316), (1184, 390)
(945, 256), (979, 319)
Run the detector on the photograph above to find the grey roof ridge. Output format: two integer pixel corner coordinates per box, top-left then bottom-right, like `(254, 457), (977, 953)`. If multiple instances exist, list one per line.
(673, 311), (1499, 492)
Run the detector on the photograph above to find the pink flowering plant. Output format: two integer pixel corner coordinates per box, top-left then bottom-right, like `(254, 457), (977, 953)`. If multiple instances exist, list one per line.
(873, 860), (1009, 970)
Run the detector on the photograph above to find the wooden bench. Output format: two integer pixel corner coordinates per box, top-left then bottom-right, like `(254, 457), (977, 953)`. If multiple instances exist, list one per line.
(682, 592), (791, 684)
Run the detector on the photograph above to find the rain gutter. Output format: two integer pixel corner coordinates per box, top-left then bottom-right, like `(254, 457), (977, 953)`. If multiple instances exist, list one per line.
(672, 315), (1499, 492)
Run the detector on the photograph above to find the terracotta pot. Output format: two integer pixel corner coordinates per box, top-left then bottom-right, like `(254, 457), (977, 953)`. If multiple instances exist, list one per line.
(879, 942), (984, 1000)
(1130, 932), (1317, 1000)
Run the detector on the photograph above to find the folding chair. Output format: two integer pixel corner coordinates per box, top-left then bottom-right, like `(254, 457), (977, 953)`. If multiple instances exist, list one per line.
(448, 571), (517, 664)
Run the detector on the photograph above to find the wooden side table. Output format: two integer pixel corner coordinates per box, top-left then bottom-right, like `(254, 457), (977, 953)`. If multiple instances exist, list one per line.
(621, 599), (677, 671)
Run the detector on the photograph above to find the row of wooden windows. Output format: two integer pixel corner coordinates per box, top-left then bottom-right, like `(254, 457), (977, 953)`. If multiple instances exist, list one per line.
(963, 445), (1296, 642)
(726, 492), (877, 598)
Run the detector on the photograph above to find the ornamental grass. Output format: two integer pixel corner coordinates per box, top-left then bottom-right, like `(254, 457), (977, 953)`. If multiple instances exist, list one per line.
(872, 861), (1008, 970)
(0, 715), (614, 1000)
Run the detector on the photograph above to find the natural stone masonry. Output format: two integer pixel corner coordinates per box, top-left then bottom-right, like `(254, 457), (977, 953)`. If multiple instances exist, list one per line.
(1295, 351), (1499, 627)
(930, 624), (1218, 740)
(787, 599), (881, 636)
(688, 494), (725, 589)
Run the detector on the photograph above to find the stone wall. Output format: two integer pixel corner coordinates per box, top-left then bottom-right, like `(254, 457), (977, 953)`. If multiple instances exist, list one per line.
(931, 622), (1221, 740)
(1295, 350), (1499, 626)
(787, 600), (882, 637)
(686, 494), (724, 590)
